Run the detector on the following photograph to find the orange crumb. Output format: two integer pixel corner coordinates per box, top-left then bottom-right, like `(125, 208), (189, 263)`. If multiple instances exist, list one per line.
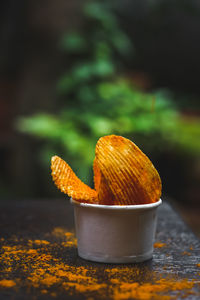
(154, 242), (166, 248)
(26, 249), (38, 255)
(0, 279), (16, 288)
(34, 240), (50, 245)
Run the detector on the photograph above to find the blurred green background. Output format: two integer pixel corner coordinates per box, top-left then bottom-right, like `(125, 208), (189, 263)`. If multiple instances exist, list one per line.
(0, 0), (200, 233)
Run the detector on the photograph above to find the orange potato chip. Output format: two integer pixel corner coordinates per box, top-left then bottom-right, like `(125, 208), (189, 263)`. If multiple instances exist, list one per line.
(95, 135), (161, 205)
(93, 158), (115, 205)
(51, 135), (162, 205)
(51, 156), (97, 203)
(93, 157), (101, 193)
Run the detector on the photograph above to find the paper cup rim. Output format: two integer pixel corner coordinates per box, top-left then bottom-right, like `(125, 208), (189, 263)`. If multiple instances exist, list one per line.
(71, 198), (162, 210)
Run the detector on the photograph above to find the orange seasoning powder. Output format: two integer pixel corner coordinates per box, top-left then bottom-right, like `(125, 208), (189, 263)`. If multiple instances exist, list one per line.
(0, 227), (199, 299)
(154, 242), (166, 248)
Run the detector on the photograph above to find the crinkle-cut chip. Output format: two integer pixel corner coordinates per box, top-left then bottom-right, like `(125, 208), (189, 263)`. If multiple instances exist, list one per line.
(93, 157), (101, 193)
(93, 159), (115, 205)
(51, 156), (98, 203)
(51, 135), (162, 205)
(93, 158), (121, 205)
(95, 135), (162, 205)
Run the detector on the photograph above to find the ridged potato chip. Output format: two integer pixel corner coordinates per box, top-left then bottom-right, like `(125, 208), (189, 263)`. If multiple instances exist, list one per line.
(95, 135), (161, 205)
(51, 156), (97, 203)
(93, 158), (115, 205)
(51, 135), (161, 205)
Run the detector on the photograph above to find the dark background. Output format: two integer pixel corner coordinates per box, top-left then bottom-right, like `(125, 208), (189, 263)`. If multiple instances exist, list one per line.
(0, 0), (199, 234)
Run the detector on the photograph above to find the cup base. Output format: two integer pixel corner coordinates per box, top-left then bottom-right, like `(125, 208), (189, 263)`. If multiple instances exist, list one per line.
(78, 250), (153, 264)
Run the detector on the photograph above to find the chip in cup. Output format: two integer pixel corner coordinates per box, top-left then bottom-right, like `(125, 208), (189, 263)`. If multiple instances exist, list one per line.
(51, 156), (98, 203)
(51, 135), (162, 205)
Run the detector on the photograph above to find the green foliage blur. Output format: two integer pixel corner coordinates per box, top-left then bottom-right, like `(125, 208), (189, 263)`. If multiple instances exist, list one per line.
(16, 1), (200, 185)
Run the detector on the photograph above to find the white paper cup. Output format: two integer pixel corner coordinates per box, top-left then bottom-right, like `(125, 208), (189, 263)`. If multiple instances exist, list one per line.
(71, 198), (162, 263)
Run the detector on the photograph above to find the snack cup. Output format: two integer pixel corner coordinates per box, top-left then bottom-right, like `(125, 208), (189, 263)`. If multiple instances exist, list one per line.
(71, 199), (162, 263)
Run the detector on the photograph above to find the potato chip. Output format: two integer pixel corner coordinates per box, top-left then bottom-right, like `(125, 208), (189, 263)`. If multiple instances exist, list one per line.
(51, 135), (162, 205)
(95, 135), (161, 205)
(93, 157), (101, 193)
(51, 156), (97, 203)
(93, 158), (116, 205)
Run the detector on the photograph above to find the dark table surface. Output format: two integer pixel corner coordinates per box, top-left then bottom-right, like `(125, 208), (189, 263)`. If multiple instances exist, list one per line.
(0, 199), (200, 300)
